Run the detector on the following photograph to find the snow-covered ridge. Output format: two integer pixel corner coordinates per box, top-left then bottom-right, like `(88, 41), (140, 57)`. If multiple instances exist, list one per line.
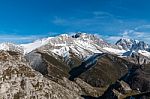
(20, 33), (112, 56)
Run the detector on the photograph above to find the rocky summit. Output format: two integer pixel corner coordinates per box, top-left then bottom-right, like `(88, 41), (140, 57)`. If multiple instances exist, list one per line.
(0, 33), (150, 99)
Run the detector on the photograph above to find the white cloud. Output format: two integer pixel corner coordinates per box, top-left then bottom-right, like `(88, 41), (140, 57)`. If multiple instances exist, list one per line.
(135, 25), (150, 30)
(52, 16), (67, 25)
(105, 36), (122, 44)
(0, 34), (46, 44)
(93, 11), (114, 19)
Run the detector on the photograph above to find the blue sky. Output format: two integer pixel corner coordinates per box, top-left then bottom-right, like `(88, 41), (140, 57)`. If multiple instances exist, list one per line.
(0, 0), (150, 44)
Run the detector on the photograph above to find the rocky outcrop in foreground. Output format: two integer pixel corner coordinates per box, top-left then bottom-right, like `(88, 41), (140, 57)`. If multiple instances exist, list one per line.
(0, 51), (83, 99)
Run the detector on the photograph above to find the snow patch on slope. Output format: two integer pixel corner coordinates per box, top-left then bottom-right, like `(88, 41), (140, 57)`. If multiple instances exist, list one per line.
(103, 47), (126, 55)
(138, 50), (150, 58)
(21, 37), (53, 54)
(52, 46), (70, 58)
(73, 40), (102, 53)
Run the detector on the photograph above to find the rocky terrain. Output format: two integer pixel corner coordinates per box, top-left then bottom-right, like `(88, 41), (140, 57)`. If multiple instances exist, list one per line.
(0, 51), (84, 99)
(0, 33), (150, 99)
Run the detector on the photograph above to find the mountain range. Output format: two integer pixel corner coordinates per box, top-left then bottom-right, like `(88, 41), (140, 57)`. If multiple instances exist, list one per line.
(0, 33), (150, 99)
(1, 33), (150, 58)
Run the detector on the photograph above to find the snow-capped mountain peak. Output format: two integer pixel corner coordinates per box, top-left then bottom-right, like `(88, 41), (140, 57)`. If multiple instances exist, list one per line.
(37, 33), (108, 59)
(116, 38), (150, 51)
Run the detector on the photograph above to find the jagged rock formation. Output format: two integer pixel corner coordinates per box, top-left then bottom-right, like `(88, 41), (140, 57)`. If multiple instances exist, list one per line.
(116, 38), (150, 51)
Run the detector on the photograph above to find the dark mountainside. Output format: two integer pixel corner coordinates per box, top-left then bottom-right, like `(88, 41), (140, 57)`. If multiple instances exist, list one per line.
(101, 63), (150, 99)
